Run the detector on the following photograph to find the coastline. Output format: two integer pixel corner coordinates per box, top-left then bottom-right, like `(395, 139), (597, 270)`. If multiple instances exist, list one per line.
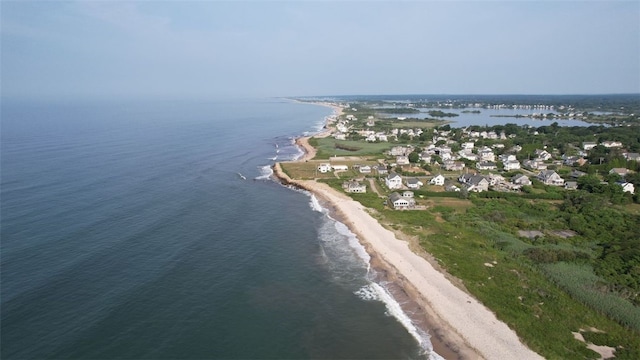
(273, 102), (543, 359)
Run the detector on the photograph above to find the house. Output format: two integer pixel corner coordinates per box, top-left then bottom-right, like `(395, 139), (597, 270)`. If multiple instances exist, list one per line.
(523, 159), (547, 171)
(343, 180), (366, 193)
(602, 141), (623, 148)
(419, 152), (432, 163)
(430, 174), (445, 186)
(476, 161), (497, 170)
(624, 152), (640, 161)
(499, 154), (517, 162)
(374, 165), (388, 175)
(396, 156), (410, 165)
(443, 161), (465, 171)
(402, 191), (415, 198)
(385, 173), (403, 189)
(503, 160), (521, 170)
(459, 174), (489, 192)
(536, 170), (565, 186)
(332, 165), (349, 171)
(511, 174), (532, 186)
(487, 173), (505, 186)
(564, 181), (578, 190)
(406, 178), (423, 190)
(478, 148), (496, 162)
(317, 163), (332, 173)
(570, 170), (587, 179)
(466, 176), (489, 192)
(458, 150), (477, 161)
(583, 142), (597, 151)
(609, 168), (630, 177)
(359, 165), (372, 174)
(617, 181), (635, 194)
(461, 142), (475, 150)
(445, 184), (461, 192)
(534, 149), (552, 161)
(388, 192), (415, 209)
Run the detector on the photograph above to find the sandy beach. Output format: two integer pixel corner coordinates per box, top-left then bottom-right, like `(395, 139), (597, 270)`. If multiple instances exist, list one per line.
(274, 102), (543, 359)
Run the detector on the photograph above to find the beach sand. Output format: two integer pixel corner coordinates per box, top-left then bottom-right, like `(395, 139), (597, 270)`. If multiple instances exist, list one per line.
(274, 165), (542, 359)
(273, 102), (543, 359)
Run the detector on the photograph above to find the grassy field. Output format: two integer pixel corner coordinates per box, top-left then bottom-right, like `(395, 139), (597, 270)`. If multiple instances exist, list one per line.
(280, 160), (380, 180)
(310, 137), (393, 159)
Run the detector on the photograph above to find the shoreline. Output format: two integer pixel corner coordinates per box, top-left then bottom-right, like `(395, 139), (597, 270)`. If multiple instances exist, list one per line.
(273, 102), (543, 359)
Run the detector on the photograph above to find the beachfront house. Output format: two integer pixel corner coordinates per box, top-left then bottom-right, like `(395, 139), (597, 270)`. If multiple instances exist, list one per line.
(343, 180), (367, 193)
(388, 192), (415, 210)
(617, 181), (635, 194)
(332, 165), (349, 171)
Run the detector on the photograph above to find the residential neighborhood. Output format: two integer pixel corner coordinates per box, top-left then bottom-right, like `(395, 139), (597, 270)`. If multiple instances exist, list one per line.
(302, 115), (638, 210)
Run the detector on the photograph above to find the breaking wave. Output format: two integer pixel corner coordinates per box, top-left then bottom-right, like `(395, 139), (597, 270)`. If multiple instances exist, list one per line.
(254, 165), (273, 180)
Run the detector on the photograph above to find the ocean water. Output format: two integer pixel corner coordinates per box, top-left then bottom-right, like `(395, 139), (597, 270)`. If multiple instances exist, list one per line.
(1, 99), (434, 359)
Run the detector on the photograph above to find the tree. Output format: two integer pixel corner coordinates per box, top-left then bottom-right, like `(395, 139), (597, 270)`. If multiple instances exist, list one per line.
(408, 150), (420, 164)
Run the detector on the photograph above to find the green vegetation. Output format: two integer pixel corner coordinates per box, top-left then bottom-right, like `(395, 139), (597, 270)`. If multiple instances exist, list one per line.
(310, 137), (393, 159)
(374, 107), (420, 114)
(427, 110), (459, 118)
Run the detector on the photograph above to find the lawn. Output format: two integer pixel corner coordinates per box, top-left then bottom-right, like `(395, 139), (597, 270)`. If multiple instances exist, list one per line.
(311, 137), (393, 159)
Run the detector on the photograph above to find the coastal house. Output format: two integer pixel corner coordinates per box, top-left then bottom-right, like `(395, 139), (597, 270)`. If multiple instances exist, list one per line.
(332, 165), (349, 171)
(385, 173), (403, 190)
(511, 174), (532, 186)
(445, 184), (461, 192)
(476, 161), (497, 170)
(430, 174), (445, 186)
(478, 148), (496, 162)
(388, 192), (415, 210)
(503, 160), (521, 170)
(443, 161), (465, 171)
(405, 178), (423, 190)
(609, 168), (630, 177)
(318, 163), (332, 173)
(396, 155), (410, 166)
(602, 141), (623, 148)
(343, 180), (366, 193)
(419, 152), (432, 163)
(523, 159), (547, 171)
(359, 165), (372, 174)
(570, 170), (587, 179)
(624, 152), (640, 161)
(459, 174), (489, 192)
(374, 165), (388, 175)
(583, 142), (597, 151)
(564, 181), (578, 190)
(536, 170), (565, 186)
(534, 149), (552, 161)
(617, 181), (635, 194)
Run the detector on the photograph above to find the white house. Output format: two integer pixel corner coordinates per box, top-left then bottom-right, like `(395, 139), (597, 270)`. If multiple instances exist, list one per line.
(476, 161), (497, 170)
(332, 165), (349, 171)
(430, 174), (445, 186)
(359, 165), (372, 174)
(617, 182), (635, 194)
(388, 192), (415, 209)
(536, 170), (565, 186)
(503, 160), (521, 170)
(385, 173), (403, 190)
(396, 155), (410, 165)
(317, 163), (332, 173)
(583, 142), (597, 151)
(343, 180), (366, 193)
(511, 174), (532, 186)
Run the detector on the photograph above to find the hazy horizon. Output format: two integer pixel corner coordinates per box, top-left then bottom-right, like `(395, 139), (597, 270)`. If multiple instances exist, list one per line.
(2, 1), (639, 101)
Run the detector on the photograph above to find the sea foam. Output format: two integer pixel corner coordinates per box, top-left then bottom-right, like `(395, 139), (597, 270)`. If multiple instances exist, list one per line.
(254, 165), (273, 180)
(355, 283), (443, 359)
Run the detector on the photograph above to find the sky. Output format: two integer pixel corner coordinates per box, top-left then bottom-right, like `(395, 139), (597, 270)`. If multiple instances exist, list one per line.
(2, 1), (639, 100)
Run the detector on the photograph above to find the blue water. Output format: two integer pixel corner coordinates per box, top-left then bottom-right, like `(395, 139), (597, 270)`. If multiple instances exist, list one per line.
(1, 99), (432, 359)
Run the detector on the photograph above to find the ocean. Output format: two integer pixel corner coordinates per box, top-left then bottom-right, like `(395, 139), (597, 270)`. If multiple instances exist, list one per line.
(1, 99), (434, 359)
